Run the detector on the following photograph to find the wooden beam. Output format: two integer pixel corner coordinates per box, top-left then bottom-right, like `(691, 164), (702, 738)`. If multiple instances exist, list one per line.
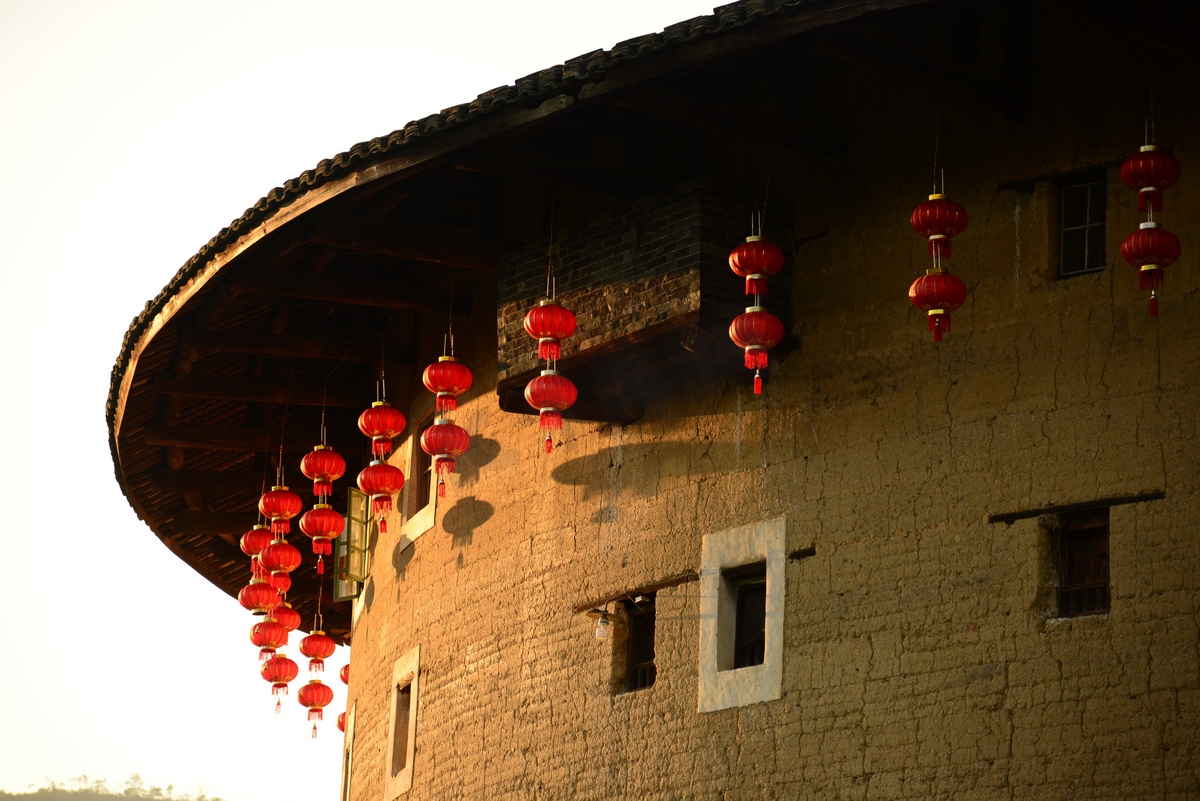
(608, 86), (846, 158)
(171, 511), (254, 538)
(451, 150), (643, 199)
(227, 270), (472, 316)
(178, 326), (415, 364)
(149, 469), (265, 493)
(142, 424), (365, 454)
(153, 377), (365, 407)
(309, 215), (505, 272)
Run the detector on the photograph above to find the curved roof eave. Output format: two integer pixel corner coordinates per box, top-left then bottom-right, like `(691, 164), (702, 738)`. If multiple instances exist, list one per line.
(106, 0), (911, 501)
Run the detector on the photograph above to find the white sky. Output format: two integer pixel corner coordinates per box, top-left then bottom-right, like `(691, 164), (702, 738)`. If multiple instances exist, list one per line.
(0, 2), (717, 800)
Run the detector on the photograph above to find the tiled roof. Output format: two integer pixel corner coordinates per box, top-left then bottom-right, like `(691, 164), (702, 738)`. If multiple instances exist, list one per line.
(104, 0), (839, 482)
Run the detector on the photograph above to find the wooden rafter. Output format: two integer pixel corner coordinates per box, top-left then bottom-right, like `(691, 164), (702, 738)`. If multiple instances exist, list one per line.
(227, 270), (473, 315)
(178, 325), (414, 364)
(308, 215), (505, 272)
(153, 377), (365, 407)
(142, 424), (365, 453)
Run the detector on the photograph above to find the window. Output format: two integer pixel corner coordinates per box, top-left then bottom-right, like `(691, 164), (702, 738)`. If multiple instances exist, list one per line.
(333, 488), (370, 602)
(698, 517), (785, 713)
(385, 645), (420, 797)
(1053, 507), (1110, 617)
(622, 596), (656, 692)
(411, 418), (435, 517)
(1059, 170), (1107, 277)
(726, 565), (767, 670)
(397, 401), (437, 545)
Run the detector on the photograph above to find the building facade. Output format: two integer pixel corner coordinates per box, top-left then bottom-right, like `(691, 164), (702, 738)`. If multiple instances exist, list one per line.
(108, 1), (1199, 798)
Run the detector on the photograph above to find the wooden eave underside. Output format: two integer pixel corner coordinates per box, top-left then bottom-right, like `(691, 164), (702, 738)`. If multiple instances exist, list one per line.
(111, 0), (1053, 641)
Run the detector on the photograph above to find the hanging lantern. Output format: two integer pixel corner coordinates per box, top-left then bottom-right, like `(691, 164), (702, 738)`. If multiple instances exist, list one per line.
(300, 630), (337, 675)
(272, 572), (292, 594)
(911, 194), (969, 259)
(259, 538), (302, 590)
(250, 555), (268, 581)
(301, 445), (346, 500)
(1121, 222), (1180, 316)
(729, 236), (784, 296)
(423, 357), (474, 414)
(299, 504), (344, 573)
(240, 524), (272, 558)
(908, 270), (968, 343)
(337, 711), (346, 733)
(358, 402), (405, 457)
(729, 307), (784, 394)
(357, 460), (404, 532)
(1121, 145), (1181, 213)
(524, 299), (577, 361)
(250, 616), (289, 663)
(271, 602), (301, 633)
(261, 653), (299, 713)
(297, 680), (335, 738)
(420, 418), (471, 497)
(239, 578), (278, 614)
(525, 370), (577, 453)
(339, 664), (350, 685)
(259, 486), (302, 536)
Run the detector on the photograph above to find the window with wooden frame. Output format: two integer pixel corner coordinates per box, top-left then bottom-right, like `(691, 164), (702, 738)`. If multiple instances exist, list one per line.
(621, 595), (656, 693)
(333, 487), (370, 602)
(1058, 169), (1107, 278)
(1052, 507), (1111, 617)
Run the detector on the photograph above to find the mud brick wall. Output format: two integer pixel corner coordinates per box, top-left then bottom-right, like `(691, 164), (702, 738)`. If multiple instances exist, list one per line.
(496, 179), (793, 383)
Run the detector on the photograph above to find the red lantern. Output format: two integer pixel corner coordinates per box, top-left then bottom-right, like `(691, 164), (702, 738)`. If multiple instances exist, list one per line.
(300, 504), (344, 573)
(271, 602), (301, 633)
(259, 486), (302, 536)
(911, 194), (969, 260)
(358, 402), (405, 457)
(250, 555), (268, 581)
(423, 357), (474, 414)
(300, 445), (346, 500)
(238, 578), (278, 614)
(250, 616), (289, 662)
(909, 270), (968, 342)
(1121, 145), (1181, 213)
(729, 307), (784, 394)
(357, 460), (404, 531)
(339, 664), (350, 685)
(260, 538), (302, 590)
(300, 630), (337, 675)
(420, 419), (471, 497)
(261, 653), (299, 713)
(729, 236), (784, 296)
(240, 524), (272, 558)
(337, 711), (346, 733)
(1121, 222), (1180, 316)
(525, 370), (577, 452)
(298, 680), (335, 737)
(524, 300), (577, 361)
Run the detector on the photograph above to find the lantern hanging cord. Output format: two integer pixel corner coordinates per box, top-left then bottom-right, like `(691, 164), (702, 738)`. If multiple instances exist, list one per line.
(446, 268), (456, 356)
(275, 360), (296, 485)
(931, 73), (943, 193)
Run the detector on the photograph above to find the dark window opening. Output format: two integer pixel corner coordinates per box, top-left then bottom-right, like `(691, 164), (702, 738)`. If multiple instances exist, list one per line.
(1059, 171), (1107, 278)
(391, 682), (412, 776)
(719, 562), (767, 670)
(413, 419), (434, 516)
(1054, 507), (1110, 617)
(623, 596), (656, 692)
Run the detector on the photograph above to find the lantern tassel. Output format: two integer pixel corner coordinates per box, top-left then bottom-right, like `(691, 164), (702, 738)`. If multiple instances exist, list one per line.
(371, 496), (393, 516)
(313, 538), (332, 556)
(317, 556), (324, 575)
(275, 699), (282, 714)
(259, 647), (275, 662)
(1139, 268), (1163, 291)
(539, 409), (563, 430)
(271, 519), (289, 536)
(538, 340), (561, 361)
(310, 659), (325, 675)
(311, 724), (319, 739)
(313, 480), (331, 498)
(438, 477), (446, 498)
(371, 438), (393, 457)
(308, 708), (323, 722)
(1139, 189), (1164, 214)
(1150, 291), (1159, 318)
(437, 393), (457, 413)
(379, 517), (387, 533)
(744, 350), (768, 370)
(746, 276), (769, 296)
(545, 434), (553, 454)
(754, 370), (762, 395)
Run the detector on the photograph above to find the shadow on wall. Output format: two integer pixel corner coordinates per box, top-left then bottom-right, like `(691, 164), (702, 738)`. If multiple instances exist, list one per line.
(456, 435), (501, 484)
(550, 441), (743, 501)
(442, 495), (494, 548)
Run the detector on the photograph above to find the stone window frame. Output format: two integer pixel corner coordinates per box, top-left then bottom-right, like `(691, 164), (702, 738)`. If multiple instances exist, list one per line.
(698, 517), (785, 713)
(340, 701), (356, 801)
(385, 645), (420, 799)
(398, 396), (437, 545)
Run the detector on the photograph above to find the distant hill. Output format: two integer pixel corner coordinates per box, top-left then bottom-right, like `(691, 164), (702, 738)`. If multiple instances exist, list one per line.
(1, 777), (223, 801)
